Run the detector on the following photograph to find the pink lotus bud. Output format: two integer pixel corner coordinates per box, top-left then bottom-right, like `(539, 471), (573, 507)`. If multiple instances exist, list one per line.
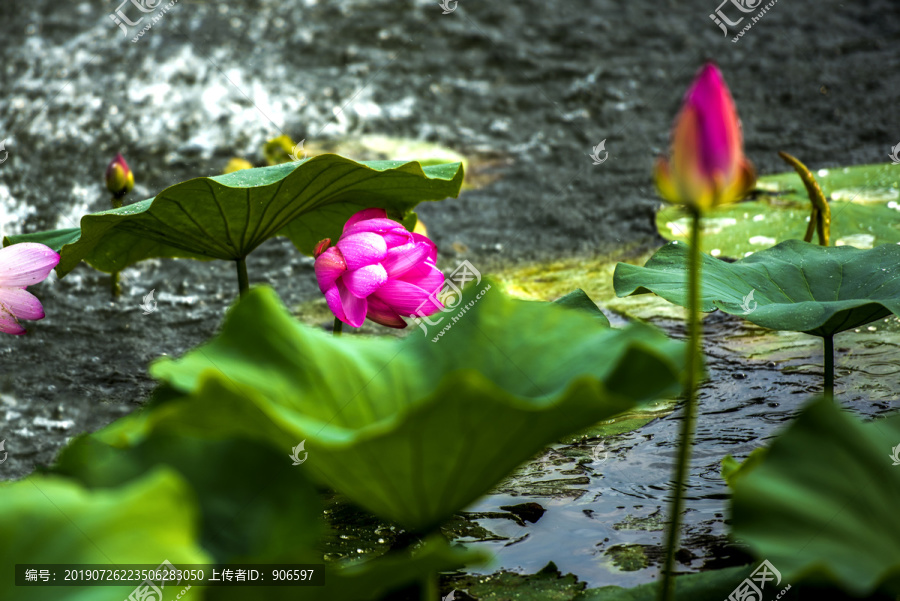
(314, 209), (444, 329)
(0, 243), (60, 335)
(654, 63), (756, 211)
(105, 153), (134, 198)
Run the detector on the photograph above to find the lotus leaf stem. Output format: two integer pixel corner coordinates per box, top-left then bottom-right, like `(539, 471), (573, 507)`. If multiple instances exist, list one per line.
(824, 334), (835, 402)
(236, 257), (249, 297)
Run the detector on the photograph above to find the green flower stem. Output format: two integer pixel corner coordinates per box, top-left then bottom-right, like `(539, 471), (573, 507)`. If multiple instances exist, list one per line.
(236, 257), (249, 297)
(421, 572), (437, 601)
(824, 334), (834, 401)
(660, 208), (703, 601)
(333, 317), (343, 337)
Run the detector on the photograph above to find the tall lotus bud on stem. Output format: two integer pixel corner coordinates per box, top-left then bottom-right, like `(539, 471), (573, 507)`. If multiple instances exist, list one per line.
(654, 63), (755, 213)
(105, 153), (133, 297)
(656, 62), (757, 601)
(105, 153), (134, 207)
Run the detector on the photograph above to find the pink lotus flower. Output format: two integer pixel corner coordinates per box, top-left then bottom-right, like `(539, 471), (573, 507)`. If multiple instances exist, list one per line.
(0, 243), (60, 335)
(654, 62), (756, 211)
(315, 209), (444, 329)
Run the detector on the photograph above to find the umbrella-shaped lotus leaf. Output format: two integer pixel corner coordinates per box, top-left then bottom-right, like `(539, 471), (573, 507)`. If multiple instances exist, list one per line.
(614, 239), (900, 337)
(4, 155), (463, 277)
(147, 281), (690, 532)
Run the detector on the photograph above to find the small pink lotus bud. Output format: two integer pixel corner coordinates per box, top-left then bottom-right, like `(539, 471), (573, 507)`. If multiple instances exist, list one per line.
(105, 153), (134, 199)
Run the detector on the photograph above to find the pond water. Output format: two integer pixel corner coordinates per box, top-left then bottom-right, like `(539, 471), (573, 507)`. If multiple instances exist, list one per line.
(1, 0), (897, 591)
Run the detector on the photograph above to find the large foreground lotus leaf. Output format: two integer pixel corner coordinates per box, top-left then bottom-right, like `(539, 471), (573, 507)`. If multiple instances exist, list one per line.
(3, 155), (463, 276)
(657, 162), (900, 258)
(51, 427), (486, 601)
(729, 398), (900, 596)
(52, 432), (323, 564)
(614, 239), (900, 336)
(0, 469), (210, 601)
(147, 282), (689, 532)
(53, 412), (487, 601)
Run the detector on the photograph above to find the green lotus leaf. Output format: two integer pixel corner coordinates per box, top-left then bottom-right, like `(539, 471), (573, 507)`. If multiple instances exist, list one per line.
(3, 155), (463, 276)
(52, 431), (322, 564)
(0, 469), (211, 601)
(577, 562), (888, 601)
(145, 281), (690, 532)
(552, 289), (611, 327)
(614, 239), (900, 336)
(448, 561), (584, 601)
(657, 162), (900, 258)
(50, 409), (488, 600)
(575, 565), (754, 601)
(729, 398), (900, 596)
(720, 447), (767, 489)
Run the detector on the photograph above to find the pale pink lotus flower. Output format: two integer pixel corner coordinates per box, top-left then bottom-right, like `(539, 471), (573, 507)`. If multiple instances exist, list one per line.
(314, 208), (444, 328)
(654, 62), (756, 211)
(0, 243), (60, 335)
